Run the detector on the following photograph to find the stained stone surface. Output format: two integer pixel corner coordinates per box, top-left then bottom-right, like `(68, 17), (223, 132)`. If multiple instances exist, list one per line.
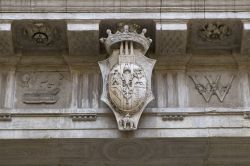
(0, 0), (250, 165)
(0, 138), (250, 166)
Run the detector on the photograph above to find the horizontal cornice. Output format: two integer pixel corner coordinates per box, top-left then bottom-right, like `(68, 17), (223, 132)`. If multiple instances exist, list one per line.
(1, 12), (250, 20)
(0, 0), (250, 13)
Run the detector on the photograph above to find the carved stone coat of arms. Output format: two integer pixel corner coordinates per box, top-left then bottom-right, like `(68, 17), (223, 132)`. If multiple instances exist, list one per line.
(99, 25), (156, 131)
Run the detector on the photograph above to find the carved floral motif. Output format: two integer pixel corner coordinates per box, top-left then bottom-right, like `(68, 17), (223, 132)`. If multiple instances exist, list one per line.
(199, 22), (232, 42)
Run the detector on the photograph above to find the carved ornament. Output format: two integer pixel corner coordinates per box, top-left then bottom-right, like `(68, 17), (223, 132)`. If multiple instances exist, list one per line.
(23, 22), (59, 46)
(199, 22), (232, 42)
(21, 73), (63, 104)
(99, 24), (156, 131)
(71, 114), (97, 121)
(189, 74), (235, 103)
(162, 114), (185, 121)
(0, 114), (12, 121)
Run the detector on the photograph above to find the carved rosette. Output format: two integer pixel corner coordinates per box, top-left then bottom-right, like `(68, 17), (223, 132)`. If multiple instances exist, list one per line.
(99, 25), (156, 131)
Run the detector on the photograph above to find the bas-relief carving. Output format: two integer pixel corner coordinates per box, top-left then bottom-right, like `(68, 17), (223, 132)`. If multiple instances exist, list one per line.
(189, 74), (235, 102)
(99, 24), (156, 131)
(16, 72), (70, 108)
(199, 22), (232, 42)
(162, 114), (185, 121)
(12, 20), (67, 53)
(0, 114), (11, 121)
(109, 63), (147, 113)
(71, 114), (97, 121)
(188, 20), (242, 53)
(188, 73), (239, 107)
(21, 73), (62, 104)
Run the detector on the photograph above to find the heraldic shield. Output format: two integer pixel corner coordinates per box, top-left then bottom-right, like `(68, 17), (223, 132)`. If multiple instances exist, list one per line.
(99, 24), (156, 131)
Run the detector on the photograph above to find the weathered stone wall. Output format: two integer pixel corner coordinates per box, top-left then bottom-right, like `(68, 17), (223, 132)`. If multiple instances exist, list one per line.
(0, 16), (247, 138)
(0, 1), (249, 139)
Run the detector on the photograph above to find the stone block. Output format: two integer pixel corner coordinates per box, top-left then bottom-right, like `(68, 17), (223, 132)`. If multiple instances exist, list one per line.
(155, 22), (187, 56)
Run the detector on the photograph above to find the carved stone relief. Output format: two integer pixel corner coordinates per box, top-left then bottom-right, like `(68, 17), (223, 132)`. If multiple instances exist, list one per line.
(71, 114), (97, 121)
(162, 114), (185, 121)
(188, 20), (242, 54)
(16, 72), (70, 108)
(99, 24), (156, 131)
(188, 73), (240, 107)
(189, 74), (235, 102)
(0, 114), (11, 121)
(199, 22), (232, 42)
(12, 20), (67, 54)
(99, 20), (155, 54)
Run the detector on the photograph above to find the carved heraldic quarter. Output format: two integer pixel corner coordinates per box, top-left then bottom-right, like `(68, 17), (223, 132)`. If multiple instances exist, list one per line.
(99, 25), (156, 131)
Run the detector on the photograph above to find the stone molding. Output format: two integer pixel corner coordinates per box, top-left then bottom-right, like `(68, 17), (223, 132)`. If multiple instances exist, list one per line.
(0, 0), (250, 13)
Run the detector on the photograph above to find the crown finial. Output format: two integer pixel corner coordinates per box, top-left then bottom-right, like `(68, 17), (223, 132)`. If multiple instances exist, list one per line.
(100, 24), (152, 54)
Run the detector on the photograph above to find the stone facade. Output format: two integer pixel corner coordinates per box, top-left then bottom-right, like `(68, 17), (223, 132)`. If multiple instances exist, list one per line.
(1, 0), (250, 165)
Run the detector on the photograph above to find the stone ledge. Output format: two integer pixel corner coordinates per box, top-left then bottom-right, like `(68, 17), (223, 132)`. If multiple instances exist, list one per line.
(1, 12), (250, 20)
(0, 107), (249, 114)
(0, 128), (250, 139)
(0, 0), (250, 13)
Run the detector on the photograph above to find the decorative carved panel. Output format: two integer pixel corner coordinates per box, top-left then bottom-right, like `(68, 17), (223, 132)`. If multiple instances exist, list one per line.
(15, 72), (71, 108)
(188, 20), (242, 54)
(188, 72), (240, 107)
(99, 20), (155, 54)
(12, 20), (68, 54)
(198, 22), (232, 42)
(99, 24), (156, 130)
(189, 74), (235, 103)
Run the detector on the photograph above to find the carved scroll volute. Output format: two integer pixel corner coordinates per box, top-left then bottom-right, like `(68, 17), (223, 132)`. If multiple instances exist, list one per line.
(99, 25), (156, 131)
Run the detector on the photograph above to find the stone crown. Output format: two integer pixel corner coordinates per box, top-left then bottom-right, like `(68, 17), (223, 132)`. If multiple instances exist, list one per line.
(100, 25), (152, 54)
